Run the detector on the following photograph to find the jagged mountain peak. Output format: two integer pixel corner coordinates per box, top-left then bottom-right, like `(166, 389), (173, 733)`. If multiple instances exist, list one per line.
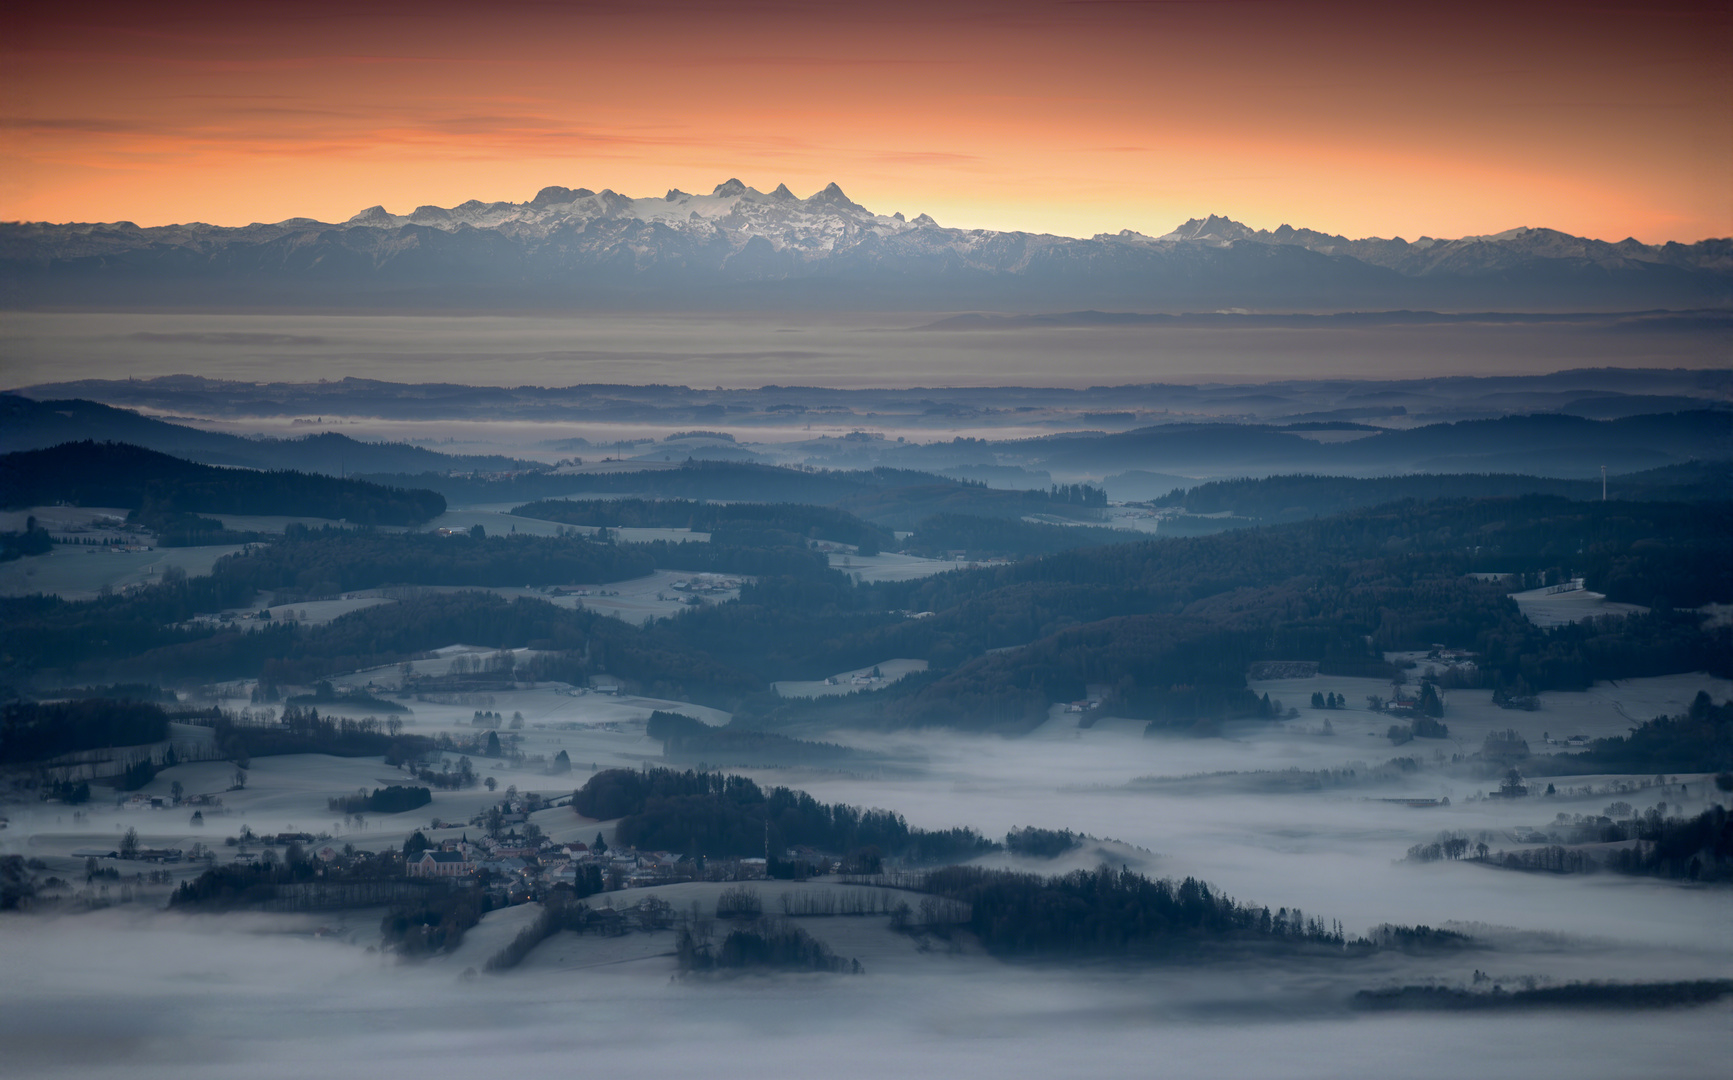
(1097, 228), (1157, 242)
(531, 185), (585, 207)
(1159, 215), (1261, 244)
(805, 182), (866, 212)
(713, 178), (750, 197)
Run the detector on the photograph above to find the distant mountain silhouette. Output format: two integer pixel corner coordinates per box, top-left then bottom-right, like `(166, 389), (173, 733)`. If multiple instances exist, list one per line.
(3, 182), (1727, 312)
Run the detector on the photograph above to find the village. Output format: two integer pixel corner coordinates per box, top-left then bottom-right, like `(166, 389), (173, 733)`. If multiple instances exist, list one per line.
(16, 769), (843, 918)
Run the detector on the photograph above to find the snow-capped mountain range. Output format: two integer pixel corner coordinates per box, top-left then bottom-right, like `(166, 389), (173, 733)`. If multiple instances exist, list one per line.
(3, 180), (1728, 312)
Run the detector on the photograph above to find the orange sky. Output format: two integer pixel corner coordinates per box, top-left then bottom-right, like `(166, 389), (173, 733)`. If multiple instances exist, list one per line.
(3, 0), (1728, 243)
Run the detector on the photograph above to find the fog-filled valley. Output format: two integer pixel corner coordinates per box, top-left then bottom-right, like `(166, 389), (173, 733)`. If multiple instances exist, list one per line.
(4, 688), (1730, 1079)
(3, 362), (1730, 1078)
(8, 0), (1732, 1071)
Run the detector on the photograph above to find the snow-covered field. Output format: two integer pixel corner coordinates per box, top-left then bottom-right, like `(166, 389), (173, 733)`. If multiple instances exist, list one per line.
(1510, 585), (1649, 627)
(774, 658), (928, 698)
(192, 594), (396, 627)
(1245, 671), (1733, 751)
(0, 505), (133, 536)
(826, 551), (958, 583)
(0, 544), (246, 600)
(403, 571), (743, 625)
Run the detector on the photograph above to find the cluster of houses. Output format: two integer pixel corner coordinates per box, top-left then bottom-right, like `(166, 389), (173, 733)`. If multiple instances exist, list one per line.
(1424, 646), (1477, 667)
(668, 574), (741, 595)
(118, 791), (223, 812)
(72, 844), (186, 862)
(825, 671), (886, 688)
(119, 793), (179, 811)
(406, 830), (774, 902)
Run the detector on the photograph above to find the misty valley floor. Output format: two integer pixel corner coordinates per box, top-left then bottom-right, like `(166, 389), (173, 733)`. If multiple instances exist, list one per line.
(4, 673), (1730, 1079)
(3, 902), (1728, 1080)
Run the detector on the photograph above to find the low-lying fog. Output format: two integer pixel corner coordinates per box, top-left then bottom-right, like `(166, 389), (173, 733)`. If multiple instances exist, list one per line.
(3, 904), (1725, 1080)
(5, 671), (1729, 1078)
(6, 310), (1727, 389)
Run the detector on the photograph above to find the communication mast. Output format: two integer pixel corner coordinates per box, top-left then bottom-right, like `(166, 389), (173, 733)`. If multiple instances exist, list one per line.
(1600, 465), (1606, 501)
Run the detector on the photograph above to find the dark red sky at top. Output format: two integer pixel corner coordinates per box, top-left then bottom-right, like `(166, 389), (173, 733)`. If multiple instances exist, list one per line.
(2, 0), (1728, 242)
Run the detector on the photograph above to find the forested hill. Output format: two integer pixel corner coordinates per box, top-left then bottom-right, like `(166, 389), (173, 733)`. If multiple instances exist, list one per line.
(1150, 463), (1733, 523)
(377, 459), (1104, 528)
(362, 460), (916, 507)
(0, 441), (447, 526)
(513, 497), (894, 549)
(901, 513), (1140, 559)
(0, 395), (530, 475)
(5, 492), (1730, 729)
(844, 498), (1733, 732)
(1005, 411), (1733, 478)
(885, 496), (1733, 616)
(829, 479), (1106, 530)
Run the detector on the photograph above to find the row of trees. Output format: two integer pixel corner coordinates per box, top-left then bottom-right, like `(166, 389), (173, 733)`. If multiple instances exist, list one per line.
(327, 785), (431, 814)
(1147, 469), (1731, 524)
(201, 706), (420, 762)
(916, 865), (1350, 958)
(1420, 804), (1730, 882)
(677, 916), (859, 975)
(645, 710), (857, 767)
(572, 766), (998, 863)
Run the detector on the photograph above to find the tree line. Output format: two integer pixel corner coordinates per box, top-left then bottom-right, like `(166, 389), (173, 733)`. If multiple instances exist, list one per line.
(216, 525), (656, 598)
(572, 766), (997, 863)
(1534, 692), (1732, 775)
(901, 513), (1135, 560)
(365, 458), (1105, 531)
(328, 785), (431, 814)
(0, 441), (446, 526)
(1148, 466), (1733, 524)
(513, 497), (894, 550)
(7, 490), (1728, 737)
(0, 698), (170, 764)
(645, 711), (858, 767)
(916, 865), (1351, 958)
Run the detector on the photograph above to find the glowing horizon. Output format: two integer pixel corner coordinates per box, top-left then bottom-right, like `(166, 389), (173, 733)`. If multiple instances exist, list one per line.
(3, 1), (1729, 244)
